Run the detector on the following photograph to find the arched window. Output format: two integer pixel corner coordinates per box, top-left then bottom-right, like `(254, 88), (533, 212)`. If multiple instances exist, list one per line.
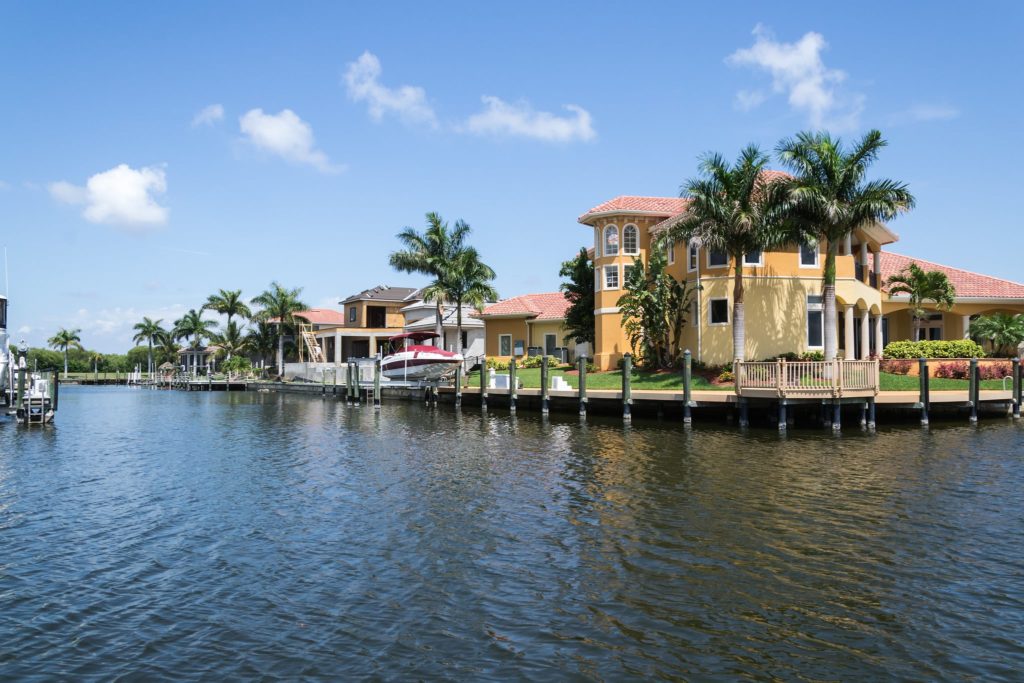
(622, 225), (639, 255)
(604, 225), (619, 256)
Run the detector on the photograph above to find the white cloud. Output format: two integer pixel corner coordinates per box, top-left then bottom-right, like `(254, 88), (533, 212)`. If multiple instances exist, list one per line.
(17, 325), (31, 334)
(734, 89), (767, 111)
(0, 180), (10, 191)
(891, 104), (960, 124)
(239, 108), (340, 173)
(727, 24), (862, 130)
(49, 164), (169, 228)
(462, 96), (596, 142)
(192, 103), (224, 127)
(70, 304), (189, 348)
(343, 51), (438, 127)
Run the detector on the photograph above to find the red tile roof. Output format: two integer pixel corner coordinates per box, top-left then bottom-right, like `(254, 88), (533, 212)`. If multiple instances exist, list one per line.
(267, 308), (348, 325)
(878, 252), (1024, 299)
(578, 196), (689, 223)
(478, 292), (571, 320)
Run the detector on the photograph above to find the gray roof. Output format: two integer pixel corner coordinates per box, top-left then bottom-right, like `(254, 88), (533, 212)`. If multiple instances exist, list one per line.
(340, 285), (421, 305)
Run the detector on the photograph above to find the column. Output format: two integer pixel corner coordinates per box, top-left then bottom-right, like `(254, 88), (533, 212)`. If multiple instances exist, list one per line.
(875, 315), (884, 355)
(843, 234), (852, 256)
(860, 309), (870, 359)
(369, 335), (378, 357)
(962, 315), (972, 339)
(334, 331), (342, 364)
(874, 250), (882, 287)
(844, 305), (855, 358)
(859, 242), (869, 282)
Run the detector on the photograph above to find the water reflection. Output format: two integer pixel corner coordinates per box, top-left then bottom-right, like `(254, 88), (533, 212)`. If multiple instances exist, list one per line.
(0, 387), (1021, 680)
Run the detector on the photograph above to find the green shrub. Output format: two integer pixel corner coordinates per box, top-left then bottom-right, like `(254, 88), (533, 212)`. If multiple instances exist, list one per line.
(518, 354), (563, 369)
(485, 358), (510, 371)
(716, 370), (735, 383)
(883, 339), (985, 359)
(222, 356), (253, 375)
(800, 351), (825, 361)
(880, 359), (913, 375)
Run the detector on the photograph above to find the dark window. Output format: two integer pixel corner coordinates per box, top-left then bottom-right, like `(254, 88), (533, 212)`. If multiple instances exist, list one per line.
(807, 311), (823, 347)
(800, 242), (818, 266)
(710, 299), (729, 324)
(743, 250), (762, 265)
(367, 306), (387, 328)
(708, 249), (728, 267)
(348, 307), (357, 323)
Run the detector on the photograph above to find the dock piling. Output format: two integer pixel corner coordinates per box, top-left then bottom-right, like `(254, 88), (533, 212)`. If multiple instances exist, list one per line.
(480, 357), (488, 410)
(832, 400), (841, 431)
(373, 359), (381, 410)
(969, 357), (979, 424)
(509, 358), (517, 413)
(540, 356), (549, 415)
(868, 397), (876, 429)
(454, 365), (462, 409)
(683, 349), (692, 426)
(778, 401), (786, 431)
(919, 358), (930, 426)
(577, 356), (587, 416)
(738, 397), (749, 428)
(622, 354), (632, 422)
(1013, 357), (1021, 419)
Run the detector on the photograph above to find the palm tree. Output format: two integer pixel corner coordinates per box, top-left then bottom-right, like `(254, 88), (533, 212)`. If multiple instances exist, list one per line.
(885, 262), (956, 342)
(389, 212), (470, 342)
(663, 145), (786, 361)
(173, 309), (217, 349)
(245, 319), (277, 370)
(968, 313), (1024, 357)
(212, 320), (248, 361)
(132, 316), (165, 376)
(445, 246), (498, 353)
(90, 351), (104, 376)
(251, 282), (307, 375)
(777, 130), (915, 360)
(154, 329), (180, 367)
(47, 327), (82, 377)
(203, 289), (252, 328)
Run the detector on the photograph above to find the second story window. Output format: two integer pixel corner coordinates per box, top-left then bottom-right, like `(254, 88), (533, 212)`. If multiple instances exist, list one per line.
(622, 225), (639, 255)
(348, 307), (357, 323)
(604, 225), (619, 256)
(667, 240), (676, 265)
(708, 248), (728, 268)
(604, 264), (619, 290)
(800, 240), (819, 267)
(743, 250), (762, 266)
(688, 242), (699, 271)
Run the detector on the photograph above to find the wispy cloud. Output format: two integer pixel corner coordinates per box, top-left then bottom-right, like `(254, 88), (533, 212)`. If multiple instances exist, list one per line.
(159, 245), (210, 258)
(727, 24), (863, 130)
(192, 103), (224, 127)
(49, 164), (169, 229)
(462, 96), (596, 143)
(343, 51), (438, 128)
(239, 108), (341, 173)
(889, 104), (960, 125)
(0, 180), (10, 191)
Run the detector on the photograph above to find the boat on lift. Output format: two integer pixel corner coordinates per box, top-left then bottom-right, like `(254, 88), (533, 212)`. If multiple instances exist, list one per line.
(1, 294), (10, 411)
(380, 332), (463, 381)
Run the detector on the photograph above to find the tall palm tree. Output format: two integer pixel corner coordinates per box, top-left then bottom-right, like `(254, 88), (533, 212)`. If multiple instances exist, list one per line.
(777, 130), (915, 360)
(389, 212), (470, 341)
(173, 309), (217, 349)
(154, 329), (180, 366)
(445, 246), (498, 353)
(251, 282), (307, 375)
(885, 262), (956, 342)
(968, 313), (1024, 357)
(47, 327), (82, 377)
(212, 320), (248, 361)
(203, 289), (252, 328)
(663, 145), (787, 361)
(90, 351), (104, 375)
(132, 316), (165, 376)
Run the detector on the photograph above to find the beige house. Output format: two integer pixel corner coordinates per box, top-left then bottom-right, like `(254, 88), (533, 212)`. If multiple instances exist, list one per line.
(477, 293), (574, 362)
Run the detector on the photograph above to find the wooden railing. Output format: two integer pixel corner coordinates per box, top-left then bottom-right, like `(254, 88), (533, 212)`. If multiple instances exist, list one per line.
(735, 359), (879, 397)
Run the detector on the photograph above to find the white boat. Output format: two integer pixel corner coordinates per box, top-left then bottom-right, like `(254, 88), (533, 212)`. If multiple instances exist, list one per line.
(17, 372), (56, 424)
(381, 332), (463, 381)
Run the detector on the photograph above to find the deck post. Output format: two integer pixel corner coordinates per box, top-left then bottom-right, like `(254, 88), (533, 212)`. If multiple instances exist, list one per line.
(683, 349), (692, 426)
(52, 374), (59, 413)
(480, 356), (488, 410)
(1013, 357), (1021, 419)
(969, 357), (979, 423)
(778, 401), (786, 431)
(16, 367), (25, 412)
(373, 359), (381, 410)
(860, 401), (867, 428)
(622, 353), (633, 422)
(540, 356), (550, 415)
(577, 356), (588, 416)
(346, 362), (353, 404)
(868, 398), (876, 429)
(509, 358), (517, 413)
(832, 400), (841, 431)
(918, 358), (930, 426)
(454, 365), (463, 409)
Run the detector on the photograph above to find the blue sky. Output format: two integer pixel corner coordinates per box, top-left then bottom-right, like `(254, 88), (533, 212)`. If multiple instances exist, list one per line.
(2, 1), (1021, 352)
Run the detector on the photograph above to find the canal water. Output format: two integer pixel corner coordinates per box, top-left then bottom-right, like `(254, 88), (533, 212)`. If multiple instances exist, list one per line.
(1, 387), (1022, 680)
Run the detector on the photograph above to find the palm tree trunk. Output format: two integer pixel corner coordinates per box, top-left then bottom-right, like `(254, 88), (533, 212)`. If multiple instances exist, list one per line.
(435, 301), (444, 345)
(148, 339), (153, 377)
(63, 347), (68, 378)
(277, 334), (284, 378)
(823, 244), (839, 361)
(455, 297), (463, 355)
(732, 260), (745, 362)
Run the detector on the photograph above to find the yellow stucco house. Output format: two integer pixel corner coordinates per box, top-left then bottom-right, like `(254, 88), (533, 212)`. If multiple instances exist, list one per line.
(579, 195), (1024, 370)
(476, 293), (574, 362)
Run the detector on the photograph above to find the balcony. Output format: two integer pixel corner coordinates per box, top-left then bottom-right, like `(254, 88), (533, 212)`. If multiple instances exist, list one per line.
(735, 359), (879, 399)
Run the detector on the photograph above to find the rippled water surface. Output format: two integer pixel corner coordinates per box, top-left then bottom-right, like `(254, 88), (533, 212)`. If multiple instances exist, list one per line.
(2, 387), (1023, 680)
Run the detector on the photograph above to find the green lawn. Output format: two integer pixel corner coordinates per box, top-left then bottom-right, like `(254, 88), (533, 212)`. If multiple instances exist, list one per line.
(878, 372), (1011, 392)
(467, 368), (730, 391)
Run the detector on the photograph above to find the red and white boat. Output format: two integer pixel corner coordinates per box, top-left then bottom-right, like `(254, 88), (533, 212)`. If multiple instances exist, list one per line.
(381, 332), (463, 381)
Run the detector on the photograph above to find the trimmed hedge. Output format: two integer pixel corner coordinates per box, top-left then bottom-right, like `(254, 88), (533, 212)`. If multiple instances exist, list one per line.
(882, 339), (985, 359)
